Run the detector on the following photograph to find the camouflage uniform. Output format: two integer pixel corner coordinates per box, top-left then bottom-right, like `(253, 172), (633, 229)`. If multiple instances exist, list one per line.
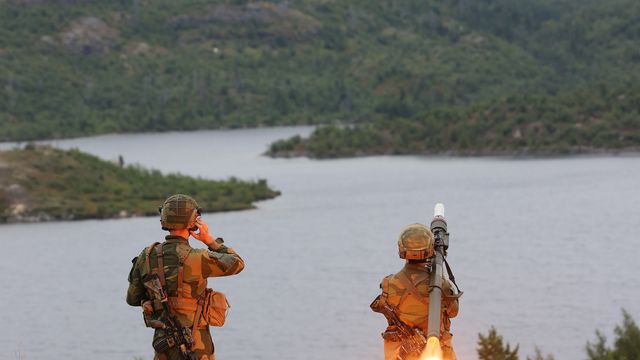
(127, 235), (244, 360)
(372, 262), (459, 360)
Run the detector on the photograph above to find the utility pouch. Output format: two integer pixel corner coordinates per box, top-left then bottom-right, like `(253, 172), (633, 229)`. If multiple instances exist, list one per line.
(152, 333), (176, 353)
(200, 288), (229, 327)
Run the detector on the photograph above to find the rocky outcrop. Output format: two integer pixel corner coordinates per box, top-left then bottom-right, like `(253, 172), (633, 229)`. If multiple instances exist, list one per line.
(169, 2), (321, 42)
(41, 17), (119, 56)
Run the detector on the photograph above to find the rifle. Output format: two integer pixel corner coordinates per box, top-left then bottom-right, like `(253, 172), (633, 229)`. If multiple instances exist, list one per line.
(143, 274), (197, 360)
(371, 296), (428, 360)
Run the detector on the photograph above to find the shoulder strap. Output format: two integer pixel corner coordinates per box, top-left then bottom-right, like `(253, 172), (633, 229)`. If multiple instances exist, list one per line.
(155, 245), (167, 287)
(144, 242), (170, 314)
(145, 242), (160, 275)
(444, 259), (462, 293)
(397, 272), (428, 305)
(176, 249), (191, 299)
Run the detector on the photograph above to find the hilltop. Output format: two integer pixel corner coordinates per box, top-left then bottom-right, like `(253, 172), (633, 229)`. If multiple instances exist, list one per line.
(1, 0), (639, 141)
(0, 145), (279, 223)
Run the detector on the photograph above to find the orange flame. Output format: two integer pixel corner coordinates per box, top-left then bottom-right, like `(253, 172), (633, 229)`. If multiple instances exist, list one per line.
(420, 337), (442, 360)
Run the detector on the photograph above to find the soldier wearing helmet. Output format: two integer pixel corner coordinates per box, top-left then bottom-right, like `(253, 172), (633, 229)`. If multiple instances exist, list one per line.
(371, 223), (460, 360)
(126, 194), (245, 360)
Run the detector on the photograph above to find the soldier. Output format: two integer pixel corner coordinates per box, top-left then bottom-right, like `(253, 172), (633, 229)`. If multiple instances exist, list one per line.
(371, 224), (460, 360)
(127, 194), (245, 360)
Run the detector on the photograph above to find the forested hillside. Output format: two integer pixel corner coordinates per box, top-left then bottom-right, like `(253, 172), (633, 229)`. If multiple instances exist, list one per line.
(1, 0), (639, 141)
(268, 83), (640, 158)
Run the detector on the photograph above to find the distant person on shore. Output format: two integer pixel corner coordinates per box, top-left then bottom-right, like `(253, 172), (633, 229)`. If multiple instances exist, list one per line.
(126, 194), (244, 359)
(370, 224), (461, 360)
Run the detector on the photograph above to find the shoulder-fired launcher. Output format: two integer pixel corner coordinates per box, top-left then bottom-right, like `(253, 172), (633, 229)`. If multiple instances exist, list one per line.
(427, 203), (448, 340)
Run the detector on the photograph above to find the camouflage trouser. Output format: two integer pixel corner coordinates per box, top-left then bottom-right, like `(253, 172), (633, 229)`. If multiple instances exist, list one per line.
(154, 328), (215, 360)
(383, 332), (456, 360)
(441, 331), (456, 360)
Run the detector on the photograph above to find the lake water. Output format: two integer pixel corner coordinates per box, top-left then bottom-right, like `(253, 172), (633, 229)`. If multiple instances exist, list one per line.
(1, 127), (639, 360)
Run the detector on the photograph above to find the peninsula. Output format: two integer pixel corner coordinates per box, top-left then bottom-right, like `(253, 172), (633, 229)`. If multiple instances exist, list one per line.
(267, 84), (640, 158)
(0, 145), (280, 223)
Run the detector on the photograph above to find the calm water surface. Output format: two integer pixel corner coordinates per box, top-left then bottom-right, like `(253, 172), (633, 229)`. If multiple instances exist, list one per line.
(1, 127), (639, 360)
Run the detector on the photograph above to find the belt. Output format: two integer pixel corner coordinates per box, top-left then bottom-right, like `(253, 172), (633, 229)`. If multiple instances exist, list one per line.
(152, 297), (199, 312)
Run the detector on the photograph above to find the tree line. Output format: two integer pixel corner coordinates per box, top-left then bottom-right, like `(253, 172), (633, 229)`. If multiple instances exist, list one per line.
(477, 310), (640, 360)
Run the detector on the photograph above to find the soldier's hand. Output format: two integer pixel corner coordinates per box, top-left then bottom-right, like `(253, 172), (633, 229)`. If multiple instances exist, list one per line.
(190, 217), (219, 248)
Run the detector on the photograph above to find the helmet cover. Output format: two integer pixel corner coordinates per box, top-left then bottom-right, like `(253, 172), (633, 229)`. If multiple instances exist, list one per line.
(397, 223), (434, 260)
(159, 194), (201, 230)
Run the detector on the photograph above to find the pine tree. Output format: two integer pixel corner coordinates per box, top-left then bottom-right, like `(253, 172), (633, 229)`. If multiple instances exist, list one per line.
(526, 346), (555, 360)
(586, 310), (640, 360)
(477, 326), (520, 360)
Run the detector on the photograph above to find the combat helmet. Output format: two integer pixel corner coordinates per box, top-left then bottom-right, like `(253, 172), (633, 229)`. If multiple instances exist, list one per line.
(159, 194), (201, 231)
(398, 223), (434, 260)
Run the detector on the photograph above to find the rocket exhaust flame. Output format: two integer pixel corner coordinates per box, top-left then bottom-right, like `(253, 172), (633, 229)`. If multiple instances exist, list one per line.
(420, 337), (442, 360)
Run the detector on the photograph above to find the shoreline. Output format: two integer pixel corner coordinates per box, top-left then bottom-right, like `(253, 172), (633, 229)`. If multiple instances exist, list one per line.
(0, 204), (266, 225)
(267, 147), (640, 160)
(0, 124), (318, 146)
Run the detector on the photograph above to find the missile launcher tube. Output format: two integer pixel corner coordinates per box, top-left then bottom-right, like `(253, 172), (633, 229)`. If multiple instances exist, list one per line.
(427, 246), (444, 339)
(427, 203), (448, 340)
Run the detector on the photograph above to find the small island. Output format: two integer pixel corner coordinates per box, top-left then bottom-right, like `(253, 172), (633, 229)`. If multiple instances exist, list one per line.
(0, 145), (280, 223)
(267, 84), (640, 159)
